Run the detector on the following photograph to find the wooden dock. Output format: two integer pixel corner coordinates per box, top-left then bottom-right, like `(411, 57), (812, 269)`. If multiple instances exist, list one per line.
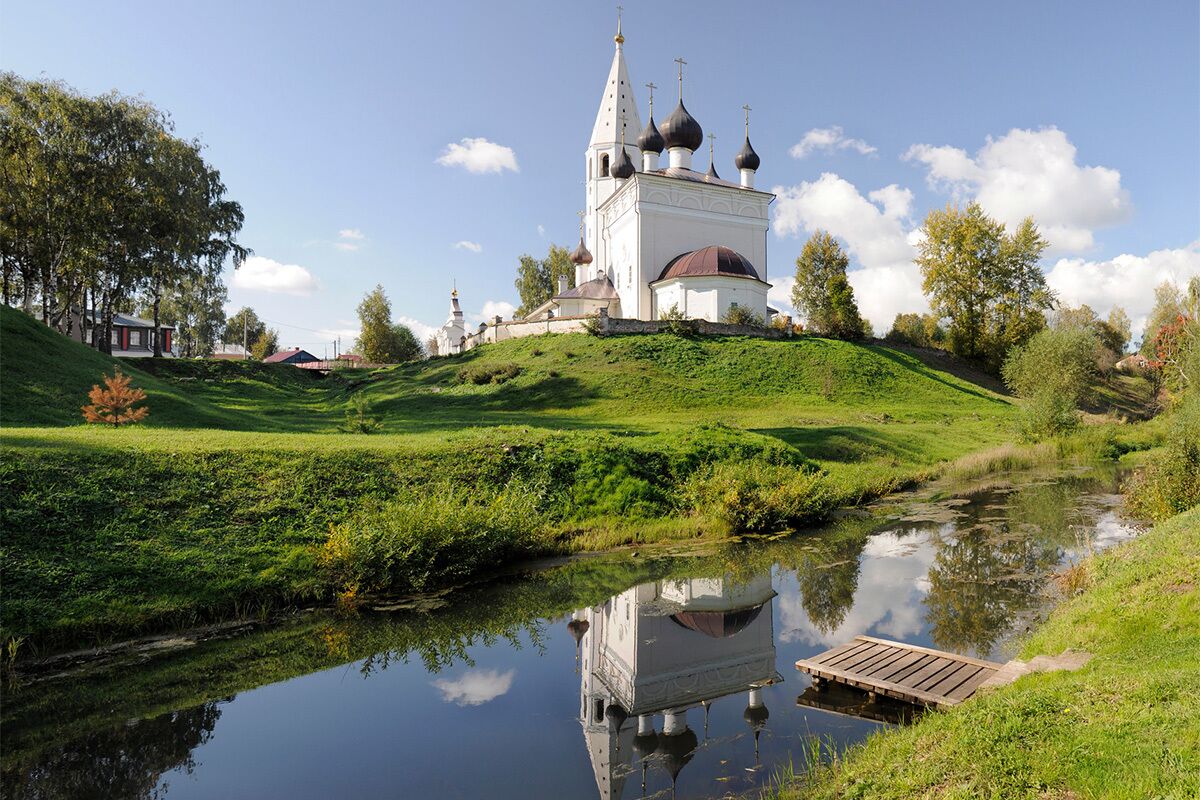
(795, 635), (1003, 708)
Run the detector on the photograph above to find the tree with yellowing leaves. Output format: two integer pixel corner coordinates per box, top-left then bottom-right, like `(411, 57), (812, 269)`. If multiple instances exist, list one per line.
(82, 370), (149, 426)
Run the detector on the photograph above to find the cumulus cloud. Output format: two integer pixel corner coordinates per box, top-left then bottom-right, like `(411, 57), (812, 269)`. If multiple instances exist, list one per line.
(537, 224), (546, 238)
(432, 668), (516, 706)
(772, 174), (924, 333)
(789, 126), (877, 159)
(1044, 242), (1200, 341)
(474, 300), (516, 324)
(231, 256), (320, 295)
(453, 240), (483, 253)
(905, 127), (1131, 253)
(397, 315), (438, 344)
(436, 137), (519, 174)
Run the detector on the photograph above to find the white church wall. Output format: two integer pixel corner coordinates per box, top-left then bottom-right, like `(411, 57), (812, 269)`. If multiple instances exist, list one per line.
(651, 275), (769, 322)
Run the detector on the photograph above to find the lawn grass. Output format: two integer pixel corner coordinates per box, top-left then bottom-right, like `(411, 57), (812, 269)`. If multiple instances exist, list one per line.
(768, 505), (1200, 799)
(0, 306), (1158, 652)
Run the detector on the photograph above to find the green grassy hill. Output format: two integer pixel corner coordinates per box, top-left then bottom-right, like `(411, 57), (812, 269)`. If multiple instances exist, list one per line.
(0, 306), (338, 430)
(0, 305), (1153, 651)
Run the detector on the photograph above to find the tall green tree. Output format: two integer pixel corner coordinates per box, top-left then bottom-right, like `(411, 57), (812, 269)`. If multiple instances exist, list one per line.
(791, 230), (866, 339)
(355, 285), (421, 363)
(916, 203), (1052, 371)
(223, 306), (269, 357)
(1106, 306), (1132, 354)
(1140, 281), (1187, 356)
(0, 74), (245, 353)
(514, 244), (573, 317)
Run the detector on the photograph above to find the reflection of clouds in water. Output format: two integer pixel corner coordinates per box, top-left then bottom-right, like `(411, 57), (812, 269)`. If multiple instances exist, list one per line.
(432, 669), (516, 707)
(1088, 512), (1141, 550)
(779, 530), (937, 646)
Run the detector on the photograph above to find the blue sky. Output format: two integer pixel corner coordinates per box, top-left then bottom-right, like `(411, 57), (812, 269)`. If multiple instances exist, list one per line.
(4, 0), (1198, 348)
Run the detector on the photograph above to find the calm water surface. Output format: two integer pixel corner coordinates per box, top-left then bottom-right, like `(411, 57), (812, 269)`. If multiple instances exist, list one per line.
(2, 467), (1141, 799)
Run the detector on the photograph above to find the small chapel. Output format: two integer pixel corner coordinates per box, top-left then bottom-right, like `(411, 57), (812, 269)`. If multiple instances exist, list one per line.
(435, 18), (774, 356)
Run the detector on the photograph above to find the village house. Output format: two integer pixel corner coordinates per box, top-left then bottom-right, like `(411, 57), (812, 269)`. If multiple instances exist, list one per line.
(80, 311), (176, 357)
(263, 347), (319, 365)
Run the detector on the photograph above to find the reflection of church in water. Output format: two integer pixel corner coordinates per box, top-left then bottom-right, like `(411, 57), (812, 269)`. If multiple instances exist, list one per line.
(568, 574), (780, 799)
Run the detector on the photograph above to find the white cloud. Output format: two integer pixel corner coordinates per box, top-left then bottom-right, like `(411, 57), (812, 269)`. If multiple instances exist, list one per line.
(432, 668), (516, 706)
(537, 224), (546, 238)
(335, 229), (365, 252)
(772, 173), (923, 333)
(453, 240), (483, 253)
(397, 315), (438, 344)
(789, 126), (877, 159)
(904, 127), (1131, 253)
(773, 174), (915, 270)
(231, 256), (320, 295)
(473, 300), (516, 325)
(436, 137), (519, 174)
(1044, 242), (1200, 341)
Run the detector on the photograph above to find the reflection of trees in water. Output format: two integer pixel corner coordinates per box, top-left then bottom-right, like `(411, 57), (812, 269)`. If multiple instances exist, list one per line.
(2, 701), (222, 800)
(923, 477), (1101, 655)
(793, 535), (868, 634)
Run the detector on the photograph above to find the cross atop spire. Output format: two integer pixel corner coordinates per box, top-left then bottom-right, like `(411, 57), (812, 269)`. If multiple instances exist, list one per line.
(674, 57), (687, 100)
(645, 81), (657, 115)
(708, 132), (716, 160)
(742, 104), (752, 137)
(577, 209), (586, 237)
(614, 5), (624, 45)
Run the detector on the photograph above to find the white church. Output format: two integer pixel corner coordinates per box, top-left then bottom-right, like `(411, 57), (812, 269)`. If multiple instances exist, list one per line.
(435, 20), (775, 356)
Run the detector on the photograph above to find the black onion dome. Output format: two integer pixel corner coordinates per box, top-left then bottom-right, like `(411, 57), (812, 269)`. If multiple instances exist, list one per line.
(566, 618), (589, 642)
(637, 116), (665, 153)
(569, 236), (593, 266)
(743, 704), (770, 729)
(735, 137), (761, 171)
(705, 160), (720, 180)
(661, 101), (703, 151)
(611, 146), (635, 179)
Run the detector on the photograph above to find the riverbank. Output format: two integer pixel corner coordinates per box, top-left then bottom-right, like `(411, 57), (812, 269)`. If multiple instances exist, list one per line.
(768, 503), (1200, 799)
(0, 306), (1160, 655)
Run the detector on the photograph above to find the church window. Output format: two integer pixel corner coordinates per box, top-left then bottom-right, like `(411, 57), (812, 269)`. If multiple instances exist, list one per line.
(600, 154), (609, 177)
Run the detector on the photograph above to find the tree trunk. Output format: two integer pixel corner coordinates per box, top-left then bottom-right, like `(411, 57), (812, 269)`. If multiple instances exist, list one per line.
(151, 276), (163, 357)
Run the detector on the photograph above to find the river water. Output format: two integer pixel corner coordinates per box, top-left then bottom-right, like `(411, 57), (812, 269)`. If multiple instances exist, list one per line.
(1, 466), (1141, 800)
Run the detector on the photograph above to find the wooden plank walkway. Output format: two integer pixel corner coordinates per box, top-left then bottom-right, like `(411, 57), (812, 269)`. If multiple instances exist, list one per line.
(795, 635), (1004, 708)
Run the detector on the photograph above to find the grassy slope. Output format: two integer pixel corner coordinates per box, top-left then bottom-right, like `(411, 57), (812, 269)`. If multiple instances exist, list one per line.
(0, 306), (342, 430)
(0, 307), (1152, 650)
(775, 506), (1200, 800)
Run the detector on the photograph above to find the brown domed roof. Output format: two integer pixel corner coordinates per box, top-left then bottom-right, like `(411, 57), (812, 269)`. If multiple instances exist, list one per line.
(569, 236), (593, 265)
(656, 245), (762, 283)
(669, 603), (764, 638)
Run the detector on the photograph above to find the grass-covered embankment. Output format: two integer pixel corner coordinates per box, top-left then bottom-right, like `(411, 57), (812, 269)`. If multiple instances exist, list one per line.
(770, 504), (1200, 799)
(0, 306), (1155, 653)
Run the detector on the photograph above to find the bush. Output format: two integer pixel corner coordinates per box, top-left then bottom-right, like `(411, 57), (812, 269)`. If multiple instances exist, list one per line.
(569, 461), (667, 519)
(659, 304), (698, 337)
(1002, 327), (1099, 440)
(320, 485), (545, 596)
(721, 304), (765, 328)
(682, 460), (833, 532)
(456, 363), (522, 385)
(1125, 394), (1200, 520)
(340, 393), (381, 434)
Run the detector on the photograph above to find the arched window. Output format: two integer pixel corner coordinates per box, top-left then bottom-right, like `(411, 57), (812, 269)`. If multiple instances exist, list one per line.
(600, 154), (610, 177)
